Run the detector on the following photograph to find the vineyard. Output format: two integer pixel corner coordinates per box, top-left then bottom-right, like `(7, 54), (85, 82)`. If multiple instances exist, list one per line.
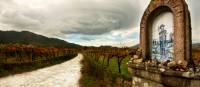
(192, 48), (200, 66)
(80, 47), (137, 87)
(1, 43), (200, 86)
(79, 46), (200, 87)
(0, 44), (78, 77)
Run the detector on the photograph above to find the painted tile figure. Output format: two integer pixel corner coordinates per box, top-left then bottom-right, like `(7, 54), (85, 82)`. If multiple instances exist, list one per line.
(159, 24), (167, 58)
(152, 24), (174, 62)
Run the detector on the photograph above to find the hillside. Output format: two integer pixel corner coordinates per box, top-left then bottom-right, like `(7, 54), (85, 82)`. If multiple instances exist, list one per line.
(130, 44), (140, 49)
(193, 43), (200, 49)
(0, 30), (81, 48)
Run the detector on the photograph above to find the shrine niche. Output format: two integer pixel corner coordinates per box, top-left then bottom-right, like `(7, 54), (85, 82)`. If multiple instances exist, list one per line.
(151, 12), (174, 62)
(140, 0), (192, 65)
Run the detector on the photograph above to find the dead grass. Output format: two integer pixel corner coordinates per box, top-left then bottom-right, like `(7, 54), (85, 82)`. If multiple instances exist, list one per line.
(79, 53), (132, 87)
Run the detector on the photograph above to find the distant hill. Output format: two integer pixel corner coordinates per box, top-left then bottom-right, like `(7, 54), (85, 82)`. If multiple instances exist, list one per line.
(130, 44), (140, 49)
(193, 43), (200, 49)
(0, 30), (81, 48)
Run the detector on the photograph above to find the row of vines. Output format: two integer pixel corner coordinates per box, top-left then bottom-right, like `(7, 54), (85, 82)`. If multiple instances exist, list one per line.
(0, 44), (78, 77)
(80, 47), (137, 87)
(0, 44), (77, 63)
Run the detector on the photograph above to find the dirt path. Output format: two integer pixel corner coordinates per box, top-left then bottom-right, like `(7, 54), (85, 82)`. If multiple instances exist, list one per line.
(0, 53), (83, 87)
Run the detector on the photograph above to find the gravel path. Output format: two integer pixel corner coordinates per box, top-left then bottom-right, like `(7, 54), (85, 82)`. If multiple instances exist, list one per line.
(0, 53), (83, 87)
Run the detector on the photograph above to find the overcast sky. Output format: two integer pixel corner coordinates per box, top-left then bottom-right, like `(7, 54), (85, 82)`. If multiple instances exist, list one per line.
(0, 0), (199, 47)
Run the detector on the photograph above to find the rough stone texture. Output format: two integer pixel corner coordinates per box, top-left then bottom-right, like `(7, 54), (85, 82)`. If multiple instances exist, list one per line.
(132, 76), (164, 87)
(129, 66), (200, 87)
(140, 0), (192, 65)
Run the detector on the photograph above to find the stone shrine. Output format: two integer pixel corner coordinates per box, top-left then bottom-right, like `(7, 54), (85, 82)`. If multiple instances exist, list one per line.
(128, 0), (200, 87)
(140, 0), (192, 65)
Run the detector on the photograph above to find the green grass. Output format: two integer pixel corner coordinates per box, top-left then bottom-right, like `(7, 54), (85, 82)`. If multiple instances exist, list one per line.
(103, 56), (132, 80)
(80, 54), (132, 87)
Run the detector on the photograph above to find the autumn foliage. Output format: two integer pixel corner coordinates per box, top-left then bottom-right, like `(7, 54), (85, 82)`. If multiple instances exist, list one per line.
(80, 47), (136, 87)
(0, 44), (77, 63)
(0, 44), (78, 77)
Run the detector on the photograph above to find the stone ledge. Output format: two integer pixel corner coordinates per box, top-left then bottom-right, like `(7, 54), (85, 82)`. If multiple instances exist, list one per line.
(129, 64), (200, 87)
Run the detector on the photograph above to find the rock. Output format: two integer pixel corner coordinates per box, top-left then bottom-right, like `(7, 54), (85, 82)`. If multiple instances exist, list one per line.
(133, 59), (143, 64)
(159, 68), (165, 72)
(177, 60), (188, 69)
(176, 69), (179, 71)
(126, 62), (129, 65)
(130, 58), (134, 61)
(163, 60), (170, 66)
(133, 55), (140, 59)
(128, 60), (132, 63)
(158, 64), (162, 67)
(196, 68), (200, 72)
(182, 71), (195, 78)
(150, 60), (157, 66)
(189, 68), (194, 72)
(180, 69), (185, 72)
(167, 61), (176, 68)
(136, 64), (140, 67)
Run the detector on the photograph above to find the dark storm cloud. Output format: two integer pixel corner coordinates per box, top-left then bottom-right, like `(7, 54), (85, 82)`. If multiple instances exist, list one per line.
(186, 0), (200, 42)
(1, 10), (42, 29)
(0, 0), (141, 36)
(187, 0), (200, 28)
(0, 0), (199, 46)
(58, 0), (140, 35)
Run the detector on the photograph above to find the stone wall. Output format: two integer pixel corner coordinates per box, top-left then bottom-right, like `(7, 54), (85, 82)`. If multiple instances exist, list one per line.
(132, 76), (164, 87)
(129, 65), (200, 87)
(127, 48), (200, 87)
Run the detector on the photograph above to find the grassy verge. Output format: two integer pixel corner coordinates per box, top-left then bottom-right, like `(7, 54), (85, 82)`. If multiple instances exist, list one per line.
(79, 53), (132, 87)
(0, 53), (77, 77)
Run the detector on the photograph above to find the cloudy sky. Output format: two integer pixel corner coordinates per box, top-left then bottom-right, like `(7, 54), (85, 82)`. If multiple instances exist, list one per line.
(0, 0), (199, 47)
